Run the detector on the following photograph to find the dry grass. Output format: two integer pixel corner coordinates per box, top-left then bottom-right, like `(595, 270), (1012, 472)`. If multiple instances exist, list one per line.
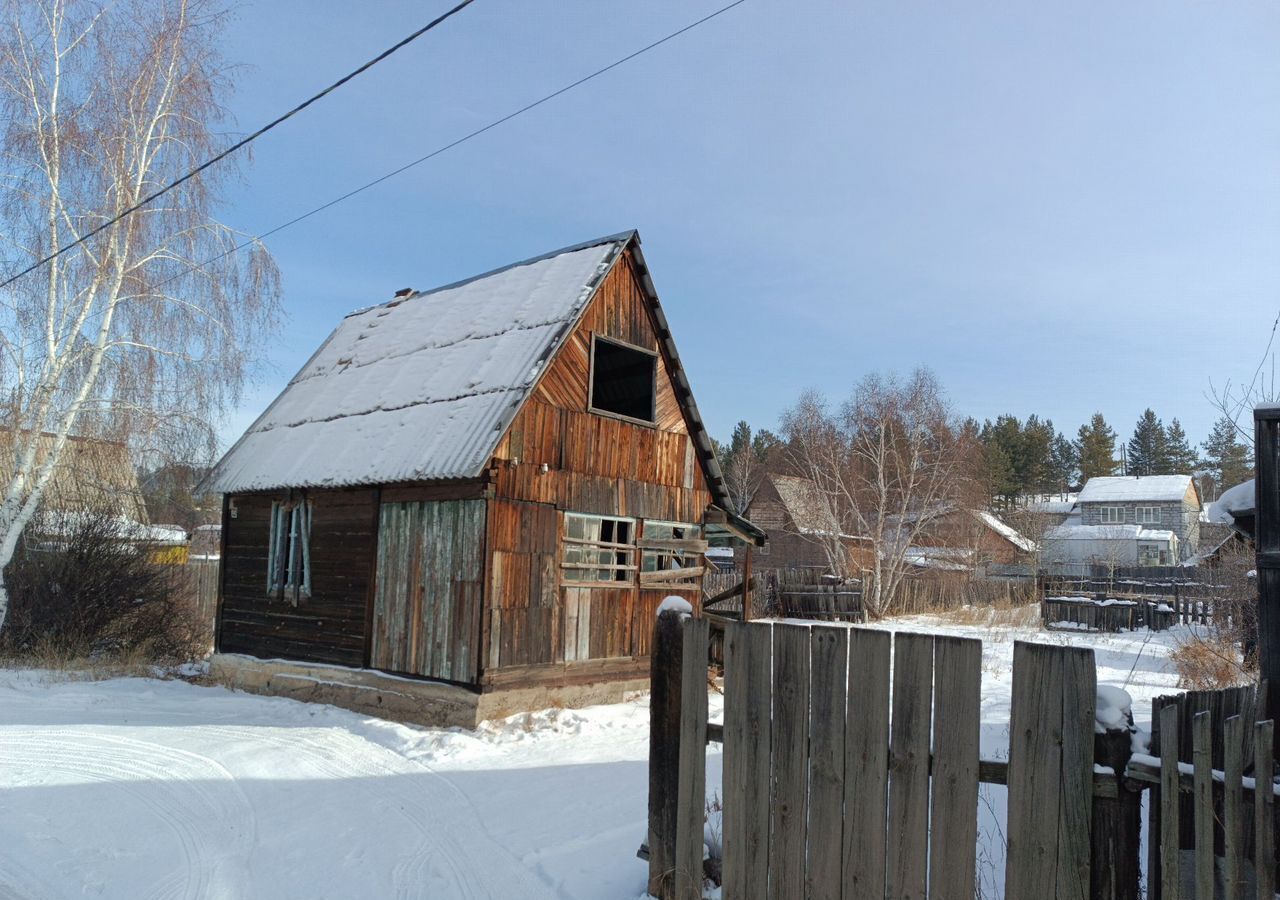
(1169, 634), (1253, 690)
(934, 600), (1041, 630)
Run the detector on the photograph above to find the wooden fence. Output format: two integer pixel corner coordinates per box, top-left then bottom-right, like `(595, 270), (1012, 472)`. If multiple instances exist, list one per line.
(170, 557), (219, 653)
(1043, 596), (1178, 633)
(1042, 574), (1225, 627)
(646, 610), (1279, 900)
(647, 611), (1101, 898)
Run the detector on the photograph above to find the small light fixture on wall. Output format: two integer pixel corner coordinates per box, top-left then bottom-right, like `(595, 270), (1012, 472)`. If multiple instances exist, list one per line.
(540, 462), (550, 474)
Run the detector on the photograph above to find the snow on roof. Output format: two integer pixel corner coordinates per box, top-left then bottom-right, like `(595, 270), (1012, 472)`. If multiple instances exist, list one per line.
(1045, 522), (1176, 543)
(1077, 475), (1195, 504)
(207, 235), (629, 493)
(1208, 479), (1255, 524)
(972, 511), (1038, 552)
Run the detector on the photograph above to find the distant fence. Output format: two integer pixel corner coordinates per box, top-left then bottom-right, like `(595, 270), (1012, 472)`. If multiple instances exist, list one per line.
(172, 557), (219, 652)
(1042, 596), (1178, 633)
(1043, 570), (1228, 627)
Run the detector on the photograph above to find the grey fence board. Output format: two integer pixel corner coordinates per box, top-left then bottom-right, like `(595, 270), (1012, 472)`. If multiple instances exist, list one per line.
(887, 632), (933, 899)
(1005, 641), (1095, 898)
(1192, 711), (1213, 900)
(1222, 715), (1244, 900)
(675, 616), (709, 900)
(1256, 720), (1275, 900)
(928, 636), (981, 900)
(806, 626), (847, 900)
(768, 623), (810, 900)
(1160, 705), (1183, 900)
(722, 620), (770, 900)
(843, 627), (891, 900)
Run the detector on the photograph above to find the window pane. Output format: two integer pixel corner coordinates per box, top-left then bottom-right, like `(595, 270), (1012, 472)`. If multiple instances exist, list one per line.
(590, 338), (656, 422)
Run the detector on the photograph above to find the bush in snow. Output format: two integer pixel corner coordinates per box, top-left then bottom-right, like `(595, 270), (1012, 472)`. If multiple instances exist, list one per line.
(0, 510), (203, 665)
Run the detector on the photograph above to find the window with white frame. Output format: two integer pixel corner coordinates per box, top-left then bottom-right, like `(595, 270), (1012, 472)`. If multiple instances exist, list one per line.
(268, 499), (312, 604)
(640, 520), (703, 587)
(1100, 506), (1126, 524)
(563, 512), (636, 584)
(1135, 506), (1161, 524)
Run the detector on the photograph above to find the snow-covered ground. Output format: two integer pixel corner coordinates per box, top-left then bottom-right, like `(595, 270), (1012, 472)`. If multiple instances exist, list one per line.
(0, 611), (1194, 899)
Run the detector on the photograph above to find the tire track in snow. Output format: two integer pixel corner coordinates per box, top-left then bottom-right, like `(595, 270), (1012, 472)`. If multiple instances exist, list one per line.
(0, 729), (256, 900)
(197, 724), (555, 899)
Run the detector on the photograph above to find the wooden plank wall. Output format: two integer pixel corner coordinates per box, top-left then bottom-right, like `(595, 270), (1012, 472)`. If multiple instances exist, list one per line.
(219, 488), (376, 667)
(484, 250), (713, 678)
(371, 498), (485, 683)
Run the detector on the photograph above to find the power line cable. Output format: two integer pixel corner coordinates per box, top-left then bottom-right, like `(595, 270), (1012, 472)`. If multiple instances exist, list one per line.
(7, 0), (750, 360)
(0, 0), (479, 292)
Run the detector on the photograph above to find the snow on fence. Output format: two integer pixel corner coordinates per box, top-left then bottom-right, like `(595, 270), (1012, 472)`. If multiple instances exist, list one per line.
(645, 609), (1279, 900)
(1043, 595), (1178, 633)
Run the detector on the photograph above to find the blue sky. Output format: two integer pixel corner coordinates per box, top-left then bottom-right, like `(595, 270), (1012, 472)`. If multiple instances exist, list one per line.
(214, 0), (1280, 452)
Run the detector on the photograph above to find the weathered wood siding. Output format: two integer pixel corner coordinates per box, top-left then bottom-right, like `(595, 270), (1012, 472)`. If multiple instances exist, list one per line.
(371, 498), (485, 683)
(219, 488), (376, 666)
(485, 251), (710, 675)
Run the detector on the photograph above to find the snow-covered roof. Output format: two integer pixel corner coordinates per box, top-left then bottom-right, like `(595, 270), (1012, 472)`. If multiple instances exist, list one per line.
(1208, 479), (1255, 524)
(1045, 523), (1176, 543)
(1077, 475), (1196, 505)
(207, 232), (731, 503)
(972, 510), (1038, 552)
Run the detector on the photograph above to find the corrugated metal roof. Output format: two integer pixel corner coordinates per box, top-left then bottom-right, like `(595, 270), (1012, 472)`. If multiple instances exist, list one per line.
(206, 236), (627, 493)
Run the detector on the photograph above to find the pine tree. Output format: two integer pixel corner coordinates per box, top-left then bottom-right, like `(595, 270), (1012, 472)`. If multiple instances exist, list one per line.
(1077, 413), (1119, 480)
(1021, 415), (1056, 495)
(1202, 416), (1254, 493)
(1048, 430), (1079, 491)
(1126, 409), (1168, 476)
(1163, 418), (1199, 474)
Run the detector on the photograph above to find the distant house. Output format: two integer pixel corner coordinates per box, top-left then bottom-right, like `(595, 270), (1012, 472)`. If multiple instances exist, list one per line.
(736, 474), (869, 572)
(738, 474), (1033, 575)
(1043, 474), (1201, 571)
(203, 232), (763, 727)
(1, 431), (149, 524)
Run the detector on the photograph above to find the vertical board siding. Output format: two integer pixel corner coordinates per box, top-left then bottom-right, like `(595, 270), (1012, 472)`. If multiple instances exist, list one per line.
(371, 498), (485, 682)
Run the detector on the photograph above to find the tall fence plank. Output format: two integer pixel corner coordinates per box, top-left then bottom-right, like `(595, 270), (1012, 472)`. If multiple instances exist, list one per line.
(675, 616), (709, 900)
(806, 626), (848, 900)
(1191, 711), (1213, 900)
(1256, 720), (1275, 900)
(768, 623), (810, 900)
(927, 636), (981, 900)
(887, 632), (934, 900)
(1221, 715), (1244, 900)
(843, 627), (891, 900)
(648, 609), (685, 898)
(1160, 704), (1182, 900)
(722, 621), (771, 900)
(1005, 641), (1095, 898)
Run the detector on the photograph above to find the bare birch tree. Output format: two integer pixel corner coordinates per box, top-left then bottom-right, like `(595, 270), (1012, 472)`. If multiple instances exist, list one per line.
(781, 369), (981, 617)
(0, 0), (279, 629)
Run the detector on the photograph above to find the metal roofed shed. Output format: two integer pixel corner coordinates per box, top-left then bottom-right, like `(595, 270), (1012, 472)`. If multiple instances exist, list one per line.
(205, 231), (762, 727)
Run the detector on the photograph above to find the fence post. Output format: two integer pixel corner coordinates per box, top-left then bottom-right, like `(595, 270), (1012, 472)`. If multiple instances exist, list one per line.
(648, 607), (687, 899)
(1091, 711), (1141, 900)
(1256, 407), (1280, 731)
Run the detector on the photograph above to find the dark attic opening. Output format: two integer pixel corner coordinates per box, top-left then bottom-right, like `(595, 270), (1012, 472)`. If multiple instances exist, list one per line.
(590, 336), (656, 423)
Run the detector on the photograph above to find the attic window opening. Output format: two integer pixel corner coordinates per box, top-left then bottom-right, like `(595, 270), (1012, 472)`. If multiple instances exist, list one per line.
(589, 335), (656, 424)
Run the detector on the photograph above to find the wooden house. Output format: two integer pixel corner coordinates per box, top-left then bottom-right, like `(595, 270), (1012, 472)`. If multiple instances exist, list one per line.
(737, 474), (872, 572)
(204, 232), (762, 725)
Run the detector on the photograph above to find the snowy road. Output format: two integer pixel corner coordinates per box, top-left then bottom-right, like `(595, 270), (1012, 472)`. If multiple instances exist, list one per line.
(0, 674), (595, 900)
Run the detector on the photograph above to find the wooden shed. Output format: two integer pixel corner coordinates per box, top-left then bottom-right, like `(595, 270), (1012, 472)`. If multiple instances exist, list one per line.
(205, 232), (762, 725)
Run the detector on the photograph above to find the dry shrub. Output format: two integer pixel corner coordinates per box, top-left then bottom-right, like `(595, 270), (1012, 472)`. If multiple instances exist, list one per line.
(1169, 634), (1252, 690)
(1, 510), (203, 666)
(942, 601), (1041, 630)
